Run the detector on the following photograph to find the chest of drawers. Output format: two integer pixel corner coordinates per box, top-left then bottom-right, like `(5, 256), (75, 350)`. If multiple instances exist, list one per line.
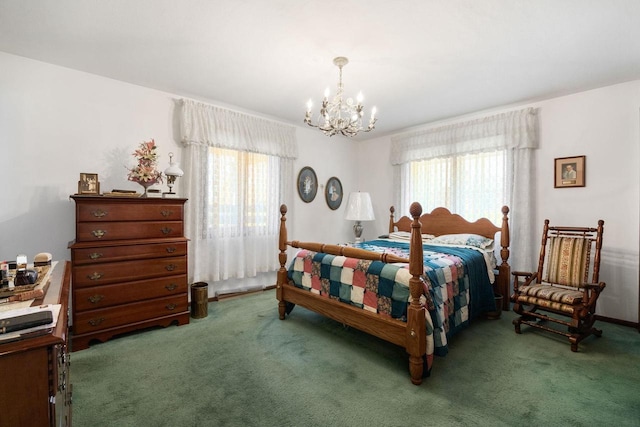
(69, 196), (189, 350)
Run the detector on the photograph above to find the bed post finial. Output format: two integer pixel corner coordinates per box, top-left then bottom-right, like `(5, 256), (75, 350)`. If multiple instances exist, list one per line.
(409, 202), (422, 220)
(277, 204), (289, 319)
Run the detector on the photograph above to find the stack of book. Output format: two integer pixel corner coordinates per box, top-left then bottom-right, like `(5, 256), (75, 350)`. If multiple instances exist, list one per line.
(103, 189), (141, 197)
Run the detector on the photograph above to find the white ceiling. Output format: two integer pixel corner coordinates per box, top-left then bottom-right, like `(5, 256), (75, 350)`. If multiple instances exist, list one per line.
(1, 0), (640, 139)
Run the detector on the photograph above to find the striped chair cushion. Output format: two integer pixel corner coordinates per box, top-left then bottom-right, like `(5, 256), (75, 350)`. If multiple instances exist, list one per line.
(543, 237), (591, 288)
(516, 284), (583, 314)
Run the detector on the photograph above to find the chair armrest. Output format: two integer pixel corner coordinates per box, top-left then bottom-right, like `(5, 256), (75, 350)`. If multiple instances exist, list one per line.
(581, 282), (606, 307)
(511, 271), (537, 294)
(583, 282), (606, 291)
(512, 271), (534, 278)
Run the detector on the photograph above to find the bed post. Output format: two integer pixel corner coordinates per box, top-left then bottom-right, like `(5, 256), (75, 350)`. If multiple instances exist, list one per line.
(277, 204), (288, 320)
(406, 202), (426, 385)
(498, 205), (511, 310)
(388, 206), (395, 233)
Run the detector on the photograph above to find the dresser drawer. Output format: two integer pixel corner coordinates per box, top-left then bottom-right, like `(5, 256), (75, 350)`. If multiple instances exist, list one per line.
(73, 294), (187, 335)
(73, 257), (187, 288)
(72, 240), (187, 265)
(76, 221), (183, 242)
(74, 275), (187, 311)
(77, 201), (184, 222)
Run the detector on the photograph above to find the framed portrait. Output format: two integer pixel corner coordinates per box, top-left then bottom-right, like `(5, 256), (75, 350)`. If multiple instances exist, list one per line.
(297, 166), (317, 203)
(78, 173), (100, 195)
(554, 156), (585, 188)
(325, 177), (343, 210)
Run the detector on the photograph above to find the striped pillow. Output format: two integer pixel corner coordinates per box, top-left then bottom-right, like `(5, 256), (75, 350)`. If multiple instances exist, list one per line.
(544, 237), (591, 287)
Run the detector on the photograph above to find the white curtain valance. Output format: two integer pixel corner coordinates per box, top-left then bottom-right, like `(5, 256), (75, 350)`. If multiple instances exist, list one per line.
(180, 99), (298, 159)
(390, 107), (538, 165)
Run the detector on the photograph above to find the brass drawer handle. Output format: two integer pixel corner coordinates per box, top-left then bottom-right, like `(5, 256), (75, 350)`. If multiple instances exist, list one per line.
(161, 210), (174, 217)
(165, 283), (177, 291)
(57, 350), (66, 365)
(166, 246), (176, 253)
(91, 229), (107, 239)
(161, 227), (173, 235)
(88, 318), (105, 327)
(165, 264), (177, 271)
(88, 294), (105, 304)
(91, 209), (108, 218)
(87, 272), (103, 281)
(166, 303), (177, 310)
(88, 252), (103, 260)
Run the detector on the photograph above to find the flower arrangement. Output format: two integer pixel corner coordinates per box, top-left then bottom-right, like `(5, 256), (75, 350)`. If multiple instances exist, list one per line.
(127, 139), (163, 185)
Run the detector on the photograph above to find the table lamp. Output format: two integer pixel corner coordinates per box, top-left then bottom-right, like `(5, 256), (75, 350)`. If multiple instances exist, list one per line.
(163, 152), (184, 198)
(344, 192), (375, 243)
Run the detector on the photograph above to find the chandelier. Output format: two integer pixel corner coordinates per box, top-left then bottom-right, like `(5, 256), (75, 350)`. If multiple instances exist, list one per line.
(304, 56), (377, 137)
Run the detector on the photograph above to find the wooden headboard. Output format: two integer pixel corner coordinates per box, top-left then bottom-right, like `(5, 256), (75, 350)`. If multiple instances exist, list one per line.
(389, 206), (509, 240)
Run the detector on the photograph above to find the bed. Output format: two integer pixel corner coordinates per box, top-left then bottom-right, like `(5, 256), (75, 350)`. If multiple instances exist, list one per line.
(276, 202), (511, 385)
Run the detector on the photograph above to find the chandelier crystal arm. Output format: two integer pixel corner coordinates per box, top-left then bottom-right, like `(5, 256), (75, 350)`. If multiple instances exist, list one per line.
(304, 56), (377, 137)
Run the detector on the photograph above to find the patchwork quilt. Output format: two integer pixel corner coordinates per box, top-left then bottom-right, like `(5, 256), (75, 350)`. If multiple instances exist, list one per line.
(287, 239), (495, 361)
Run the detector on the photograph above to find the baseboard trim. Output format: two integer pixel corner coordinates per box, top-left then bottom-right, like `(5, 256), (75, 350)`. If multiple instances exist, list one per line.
(595, 314), (640, 331)
(213, 284), (276, 302)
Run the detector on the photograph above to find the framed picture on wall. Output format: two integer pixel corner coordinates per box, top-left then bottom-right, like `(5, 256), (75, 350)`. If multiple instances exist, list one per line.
(325, 177), (343, 210)
(554, 156), (585, 188)
(297, 166), (317, 203)
(78, 173), (100, 195)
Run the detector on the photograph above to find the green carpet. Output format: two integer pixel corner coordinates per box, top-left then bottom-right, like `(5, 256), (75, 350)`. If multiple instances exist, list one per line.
(71, 289), (640, 427)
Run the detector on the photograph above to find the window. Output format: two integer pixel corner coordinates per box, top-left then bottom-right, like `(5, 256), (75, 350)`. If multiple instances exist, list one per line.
(180, 99), (297, 287)
(206, 147), (280, 238)
(407, 150), (506, 224)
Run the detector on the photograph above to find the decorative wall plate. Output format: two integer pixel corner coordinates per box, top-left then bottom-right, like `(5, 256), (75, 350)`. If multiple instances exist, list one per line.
(297, 166), (318, 203)
(325, 176), (343, 210)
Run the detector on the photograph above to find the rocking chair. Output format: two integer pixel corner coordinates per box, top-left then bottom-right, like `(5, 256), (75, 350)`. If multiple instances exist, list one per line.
(511, 219), (605, 351)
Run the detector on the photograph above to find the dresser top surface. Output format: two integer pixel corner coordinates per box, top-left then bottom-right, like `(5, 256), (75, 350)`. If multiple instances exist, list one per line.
(71, 195), (187, 203)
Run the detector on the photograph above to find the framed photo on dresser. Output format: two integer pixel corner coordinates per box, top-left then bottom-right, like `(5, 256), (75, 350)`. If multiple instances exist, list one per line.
(78, 173), (100, 195)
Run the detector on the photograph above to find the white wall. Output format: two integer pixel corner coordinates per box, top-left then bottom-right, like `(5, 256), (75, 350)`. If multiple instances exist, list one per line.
(290, 127), (359, 243)
(360, 81), (640, 323)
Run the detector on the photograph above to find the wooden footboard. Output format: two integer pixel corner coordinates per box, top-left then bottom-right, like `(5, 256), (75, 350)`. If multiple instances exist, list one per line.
(276, 203), (428, 385)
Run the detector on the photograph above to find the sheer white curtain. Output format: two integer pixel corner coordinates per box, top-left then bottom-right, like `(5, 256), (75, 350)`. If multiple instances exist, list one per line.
(180, 99), (297, 293)
(390, 107), (539, 270)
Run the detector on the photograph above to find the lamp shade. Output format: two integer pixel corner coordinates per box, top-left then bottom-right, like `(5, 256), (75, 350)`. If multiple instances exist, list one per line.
(164, 162), (184, 177)
(345, 192), (375, 221)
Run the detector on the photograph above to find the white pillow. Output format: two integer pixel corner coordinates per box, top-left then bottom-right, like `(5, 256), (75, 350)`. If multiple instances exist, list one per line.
(429, 233), (494, 249)
(388, 231), (435, 241)
(388, 231), (411, 240)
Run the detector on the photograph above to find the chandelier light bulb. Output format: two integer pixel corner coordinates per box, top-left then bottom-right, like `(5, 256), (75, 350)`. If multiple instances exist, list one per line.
(304, 56), (377, 137)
